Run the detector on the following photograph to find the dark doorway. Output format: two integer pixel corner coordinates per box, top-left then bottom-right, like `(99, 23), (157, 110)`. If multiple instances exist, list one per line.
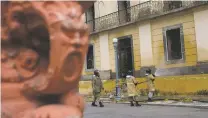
(118, 36), (134, 78)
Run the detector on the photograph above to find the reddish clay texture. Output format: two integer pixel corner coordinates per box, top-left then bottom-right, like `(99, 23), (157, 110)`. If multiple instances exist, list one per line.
(1, 1), (94, 118)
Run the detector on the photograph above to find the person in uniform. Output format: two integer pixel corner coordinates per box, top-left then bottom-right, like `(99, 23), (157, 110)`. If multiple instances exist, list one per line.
(126, 71), (141, 107)
(145, 69), (156, 102)
(91, 70), (104, 107)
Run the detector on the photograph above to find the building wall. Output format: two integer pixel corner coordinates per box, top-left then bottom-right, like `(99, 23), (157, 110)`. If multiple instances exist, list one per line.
(130, 0), (148, 6)
(139, 21), (154, 66)
(82, 34), (100, 75)
(99, 32), (110, 70)
(94, 1), (118, 18)
(108, 24), (141, 72)
(194, 7), (208, 62)
(79, 74), (208, 95)
(81, 5), (208, 94)
(94, 0), (149, 18)
(83, 6), (208, 76)
(151, 10), (197, 69)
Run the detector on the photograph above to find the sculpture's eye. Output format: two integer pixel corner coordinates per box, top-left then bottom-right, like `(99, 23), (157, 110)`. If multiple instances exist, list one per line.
(26, 58), (32, 65)
(22, 55), (39, 70)
(67, 32), (75, 39)
(80, 29), (87, 38)
(12, 11), (25, 24)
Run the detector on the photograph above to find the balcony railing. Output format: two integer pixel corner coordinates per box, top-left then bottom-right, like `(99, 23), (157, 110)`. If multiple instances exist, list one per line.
(86, 1), (208, 33)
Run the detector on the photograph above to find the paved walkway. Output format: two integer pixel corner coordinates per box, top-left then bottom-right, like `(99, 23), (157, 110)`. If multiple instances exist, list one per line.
(115, 100), (208, 109)
(84, 103), (208, 118)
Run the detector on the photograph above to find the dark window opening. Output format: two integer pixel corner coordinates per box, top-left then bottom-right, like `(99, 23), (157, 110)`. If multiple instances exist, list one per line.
(86, 44), (94, 70)
(118, 1), (131, 23)
(86, 4), (95, 31)
(85, 13), (87, 23)
(164, 1), (183, 11)
(166, 28), (182, 60)
(169, 1), (182, 10)
(118, 1), (130, 10)
(118, 37), (134, 78)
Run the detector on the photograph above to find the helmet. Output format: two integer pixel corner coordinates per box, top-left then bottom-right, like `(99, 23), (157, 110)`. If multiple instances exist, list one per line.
(94, 69), (99, 75)
(121, 73), (127, 78)
(146, 69), (151, 74)
(127, 70), (132, 75)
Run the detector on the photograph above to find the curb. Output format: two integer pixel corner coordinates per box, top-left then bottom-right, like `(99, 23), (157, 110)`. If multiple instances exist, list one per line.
(86, 96), (208, 103)
(101, 101), (208, 109)
(140, 103), (208, 109)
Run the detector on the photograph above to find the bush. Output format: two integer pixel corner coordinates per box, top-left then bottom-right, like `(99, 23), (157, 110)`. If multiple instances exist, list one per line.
(154, 89), (161, 96)
(159, 91), (179, 96)
(196, 90), (208, 96)
(181, 97), (193, 103)
(164, 98), (169, 101)
(140, 89), (148, 96)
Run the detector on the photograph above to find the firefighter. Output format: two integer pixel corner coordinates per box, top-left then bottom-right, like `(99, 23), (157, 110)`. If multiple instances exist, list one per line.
(91, 70), (104, 107)
(145, 69), (156, 102)
(126, 71), (141, 107)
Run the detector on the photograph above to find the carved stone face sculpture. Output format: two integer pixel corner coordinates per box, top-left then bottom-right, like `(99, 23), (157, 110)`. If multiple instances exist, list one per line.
(1, 1), (94, 118)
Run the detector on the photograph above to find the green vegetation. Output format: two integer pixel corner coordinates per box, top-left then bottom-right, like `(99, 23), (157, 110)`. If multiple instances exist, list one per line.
(180, 97), (193, 103)
(164, 98), (169, 101)
(196, 90), (208, 96)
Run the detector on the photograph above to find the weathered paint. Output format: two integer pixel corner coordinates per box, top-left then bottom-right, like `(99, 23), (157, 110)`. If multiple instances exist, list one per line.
(151, 10), (197, 68)
(79, 74), (208, 95)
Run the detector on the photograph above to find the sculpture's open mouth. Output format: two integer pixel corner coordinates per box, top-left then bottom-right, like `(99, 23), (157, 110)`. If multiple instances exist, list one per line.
(62, 52), (82, 81)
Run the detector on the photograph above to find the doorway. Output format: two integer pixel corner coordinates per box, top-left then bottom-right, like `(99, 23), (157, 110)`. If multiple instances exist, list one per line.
(118, 36), (134, 78)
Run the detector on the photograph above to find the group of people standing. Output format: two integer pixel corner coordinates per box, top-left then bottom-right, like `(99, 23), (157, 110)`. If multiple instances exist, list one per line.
(91, 69), (156, 107)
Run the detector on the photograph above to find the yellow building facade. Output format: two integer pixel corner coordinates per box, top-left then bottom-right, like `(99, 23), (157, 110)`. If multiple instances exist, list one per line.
(80, 1), (208, 95)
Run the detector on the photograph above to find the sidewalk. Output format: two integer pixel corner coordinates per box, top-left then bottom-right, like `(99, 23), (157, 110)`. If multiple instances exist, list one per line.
(85, 95), (208, 109)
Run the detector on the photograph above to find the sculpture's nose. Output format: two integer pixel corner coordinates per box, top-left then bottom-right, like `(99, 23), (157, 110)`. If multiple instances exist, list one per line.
(72, 32), (81, 48)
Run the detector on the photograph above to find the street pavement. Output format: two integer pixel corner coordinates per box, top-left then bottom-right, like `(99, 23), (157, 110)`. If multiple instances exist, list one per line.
(84, 103), (208, 118)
